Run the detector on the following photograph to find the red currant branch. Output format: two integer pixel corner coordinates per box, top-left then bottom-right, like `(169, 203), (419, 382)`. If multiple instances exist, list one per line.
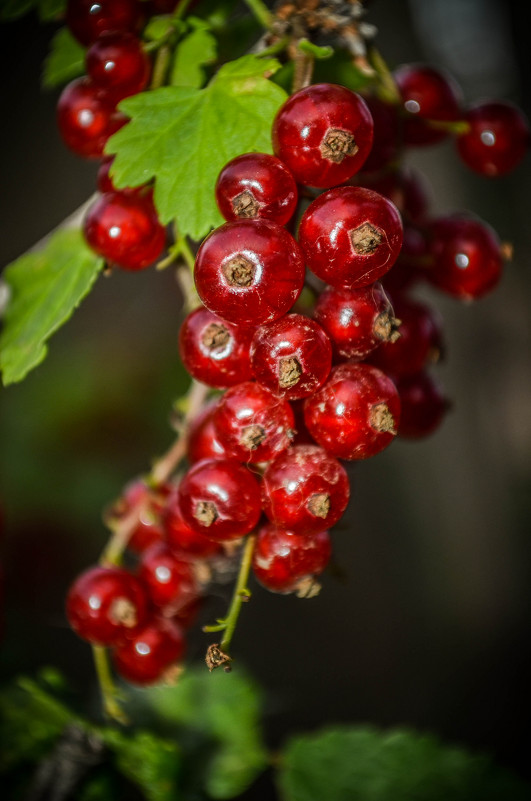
(243, 0), (274, 30)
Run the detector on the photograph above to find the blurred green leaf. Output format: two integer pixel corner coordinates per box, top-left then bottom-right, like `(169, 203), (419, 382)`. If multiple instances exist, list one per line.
(170, 26), (217, 88)
(42, 26), (86, 89)
(102, 729), (182, 801)
(0, 0), (65, 20)
(278, 726), (531, 801)
(0, 229), (103, 386)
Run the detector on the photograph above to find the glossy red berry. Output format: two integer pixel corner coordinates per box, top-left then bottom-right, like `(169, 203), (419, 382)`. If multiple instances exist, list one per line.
(303, 363), (400, 460)
(426, 213), (503, 300)
(313, 282), (398, 361)
(113, 617), (185, 685)
(456, 101), (530, 177)
(382, 224), (429, 292)
(393, 63), (463, 146)
(163, 487), (223, 558)
(369, 294), (444, 377)
(354, 166), (432, 224)
(66, 0), (142, 46)
(84, 190), (166, 270)
(86, 32), (150, 103)
(57, 78), (126, 159)
(194, 220), (305, 326)
(252, 524), (331, 594)
(66, 566), (149, 646)
(215, 153), (298, 225)
(177, 458), (261, 541)
(139, 542), (198, 610)
(179, 306), (254, 389)
(298, 186), (403, 289)
(213, 382), (295, 464)
(186, 400), (229, 464)
(250, 314), (332, 400)
(261, 445), (350, 534)
(107, 478), (170, 554)
(395, 371), (449, 439)
(272, 83), (374, 187)
(359, 95), (401, 173)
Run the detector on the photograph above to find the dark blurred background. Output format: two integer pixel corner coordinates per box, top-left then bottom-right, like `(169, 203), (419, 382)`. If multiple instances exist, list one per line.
(1, 0), (531, 793)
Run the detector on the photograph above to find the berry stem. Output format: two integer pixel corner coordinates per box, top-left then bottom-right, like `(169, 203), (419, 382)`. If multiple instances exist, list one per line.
(150, 43), (172, 89)
(243, 0), (273, 30)
(92, 645), (129, 725)
(368, 46), (401, 104)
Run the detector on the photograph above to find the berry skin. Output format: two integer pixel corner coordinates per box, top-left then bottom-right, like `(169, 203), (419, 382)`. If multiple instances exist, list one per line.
(84, 190), (166, 270)
(456, 101), (530, 177)
(382, 224), (429, 293)
(298, 187), (403, 289)
(139, 542), (198, 610)
(261, 445), (350, 534)
(369, 294), (444, 377)
(86, 32), (150, 103)
(163, 487), (223, 558)
(272, 83), (374, 188)
(212, 381), (295, 464)
(113, 618), (185, 685)
(107, 478), (170, 554)
(57, 78), (126, 159)
(186, 400), (229, 464)
(303, 363), (401, 460)
(179, 306), (254, 389)
(353, 166), (432, 225)
(177, 458), (262, 541)
(215, 153), (298, 225)
(393, 63), (463, 146)
(250, 314), (332, 400)
(66, 566), (149, 646)
(359, 96), (401, 173)
(313, 282), (398, 361)
(394, 371), (449, 439)
(66, 0), (142, 46)
(426, 213), (503, 300)
(194, 219), (305, 326)
(252, 524), (331, 595)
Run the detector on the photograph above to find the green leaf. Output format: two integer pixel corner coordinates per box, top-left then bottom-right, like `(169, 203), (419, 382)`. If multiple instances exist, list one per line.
(143, 666), (267, 798)
(143, 14), (184, 43)
(0, 228), (104, 386)
(42, 27), (86, 89)
(278, 726), (531, 801)
(106, 54), (287, 241)
(170, 26), (217, 88)
(102, 729), (182, 801)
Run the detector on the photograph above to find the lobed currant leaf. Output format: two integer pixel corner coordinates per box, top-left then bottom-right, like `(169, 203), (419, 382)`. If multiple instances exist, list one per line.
(42, 27), (86, 90)
(170, 21), (217, 89)
(0, 229), (104, 386)
(106, 54), (287, 241)
(102, 729), (182, 801)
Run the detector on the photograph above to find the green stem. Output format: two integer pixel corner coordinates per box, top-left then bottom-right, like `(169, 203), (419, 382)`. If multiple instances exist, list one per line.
(368, 46), (400, 104)
(219, 534), (256, 654)
(257, 34), (290, 58)
(173, 0), (194, 22)
(243, 0), (273, 30)
(92, 646), (129, 725)
(150, 43), (172, 89)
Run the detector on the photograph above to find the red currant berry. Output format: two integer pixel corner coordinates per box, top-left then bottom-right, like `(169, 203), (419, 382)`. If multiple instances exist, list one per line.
(354, 166), (432, 225)
(298, 186), (403, 289)
(272, 83), (373, 188)
(194, 219), (305, 326)
(84, 190), (166, 270)
(163, 487), (223, 558)
(369, 294), (444, 377)
(179, 306), (254, 389)
(212, 382), (295, 463)
(66, 0), (142, 46)
(393, 63), (463, 146)
(139, 542), (198, 609)
(57, 78), (126, 159)
(358, 95), (401, 173)
(252, 524), (331, 595)
(426, 213), (503, 300)
(186, 400), (229, 463)
(395, 371), (449, 439)
(290, 399), (316, 445)
(313, 282), (399, 361)
(86, 32), (150, 103)
(66, 565), (149, 646)
(250, 314), (332, 400)
(215, 153), (298, 225)
(113, 617), (185, 685)
(107, 478), (170, 554)
(456, 101), (530, 177)
(303, 363), (400, 460)
(177, 458), (261, 541)
(261, 445), (350, 534)
(382, 224), (429, 292)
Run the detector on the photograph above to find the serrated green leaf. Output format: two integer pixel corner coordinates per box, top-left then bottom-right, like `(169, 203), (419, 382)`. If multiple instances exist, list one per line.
(170, 27), (217, 88)
(278, 726), (531, 801)
(143, 666), (267, 798)
(42, 27), (86, 89)
(106, 54), (287, 241)
(102, 729), (182, 801)
(0, 229), (103, 386)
